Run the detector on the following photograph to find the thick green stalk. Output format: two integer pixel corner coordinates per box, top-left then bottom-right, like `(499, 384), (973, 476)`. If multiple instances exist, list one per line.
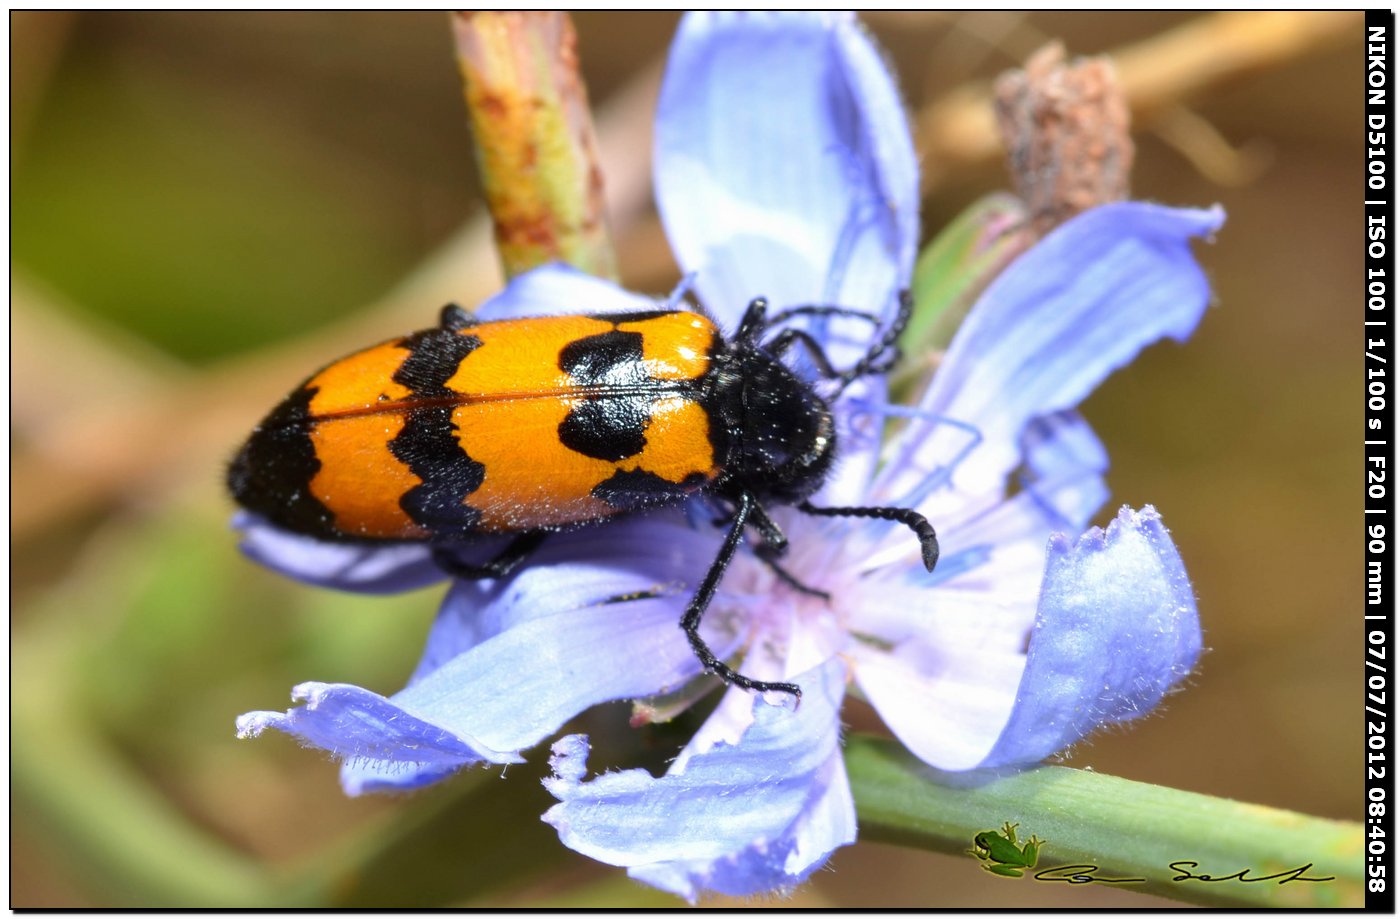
(847, 734), (1362, 908)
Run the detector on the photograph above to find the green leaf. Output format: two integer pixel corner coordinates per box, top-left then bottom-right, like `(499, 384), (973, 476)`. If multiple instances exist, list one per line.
(893, 194), (1032, 399)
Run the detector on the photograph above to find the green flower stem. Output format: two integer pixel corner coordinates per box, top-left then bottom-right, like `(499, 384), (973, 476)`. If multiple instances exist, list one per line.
(846, 734), (1363, 908)
(452, 11), (617, 281)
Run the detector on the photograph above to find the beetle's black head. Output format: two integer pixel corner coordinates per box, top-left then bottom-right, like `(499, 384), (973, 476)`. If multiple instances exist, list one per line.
(711, 344), (835, 504)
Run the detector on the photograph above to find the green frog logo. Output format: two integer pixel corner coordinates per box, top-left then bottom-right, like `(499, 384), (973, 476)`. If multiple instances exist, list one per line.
(969, 822), (1043, 878)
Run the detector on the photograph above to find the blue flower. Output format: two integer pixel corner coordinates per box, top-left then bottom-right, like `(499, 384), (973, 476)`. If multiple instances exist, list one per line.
(235, 11), (1223, 901)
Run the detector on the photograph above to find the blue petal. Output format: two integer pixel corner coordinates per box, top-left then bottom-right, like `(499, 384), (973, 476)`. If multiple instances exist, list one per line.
(542, 659), (854, 901)
(876, 203), (1223, 511)
(241, 586), (744, 795)
(233, 513), (446, 594)
(475, 262), (662, 321)
(1017, 410), (1109, 533)
(655, 12), (917, 334)
(237, 509), (746, 795)
(854, 506), (1200, 771)
(855, 404), (1107, 561)
(981, 505), (1202, 766)
(236, 681), (521, 777)
(403, 513), (726, 686)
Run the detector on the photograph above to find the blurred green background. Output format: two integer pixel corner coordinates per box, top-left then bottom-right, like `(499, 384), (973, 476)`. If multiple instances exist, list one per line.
(11, 11), (1363, 908)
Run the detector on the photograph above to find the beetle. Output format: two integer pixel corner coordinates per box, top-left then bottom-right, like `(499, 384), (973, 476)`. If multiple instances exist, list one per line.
(229, 292), (939, 699)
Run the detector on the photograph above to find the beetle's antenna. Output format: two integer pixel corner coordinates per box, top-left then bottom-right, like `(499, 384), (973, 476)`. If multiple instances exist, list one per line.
(763, 303), (881, 328)
(798, 499), (939, 572)
(834, 289), (913, 392)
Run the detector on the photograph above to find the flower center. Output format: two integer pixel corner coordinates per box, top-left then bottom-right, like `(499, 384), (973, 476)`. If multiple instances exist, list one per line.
(712, 511), (858, 679)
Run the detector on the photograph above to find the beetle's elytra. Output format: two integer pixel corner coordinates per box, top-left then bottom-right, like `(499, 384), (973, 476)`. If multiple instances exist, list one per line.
(230, 295), (939, 699)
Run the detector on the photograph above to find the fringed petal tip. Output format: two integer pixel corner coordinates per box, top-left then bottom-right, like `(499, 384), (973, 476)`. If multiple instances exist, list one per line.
(542, 660), (854, 901)
(857, 503), (1202, 773)
(232, 681), (523, 790)
(1048, 504), (1178, 569)
(980, 503), (1201, 768)
(234, 710), (281, 741)
(1187, 202), (1226, 238)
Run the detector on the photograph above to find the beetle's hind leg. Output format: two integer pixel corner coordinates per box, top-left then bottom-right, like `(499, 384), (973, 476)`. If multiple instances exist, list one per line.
(432, 531), (547, 580)
(746, 501), (831, 601)
(707, 501), (830, 600)
(682, 492), (802, 700)
(755, 546), (832, 601)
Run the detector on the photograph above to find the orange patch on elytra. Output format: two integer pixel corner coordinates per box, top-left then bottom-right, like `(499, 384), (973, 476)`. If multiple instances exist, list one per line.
(617, 312), (714, 382)
(306, 340), (415, 418)
(444, 315), (613, 395)
(628, 397), (715, 482)
(453, 396), (616, 531)
(295, 311), (723, 534)
(451, 391), (718, 533)
(309, 413), (428, 539)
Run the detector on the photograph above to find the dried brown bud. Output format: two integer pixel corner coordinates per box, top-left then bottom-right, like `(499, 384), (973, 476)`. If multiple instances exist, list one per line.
(993, 43), (1134, 238)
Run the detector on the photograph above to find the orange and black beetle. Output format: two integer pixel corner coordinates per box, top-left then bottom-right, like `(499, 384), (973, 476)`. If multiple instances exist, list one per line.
(229, 294), (938, 698)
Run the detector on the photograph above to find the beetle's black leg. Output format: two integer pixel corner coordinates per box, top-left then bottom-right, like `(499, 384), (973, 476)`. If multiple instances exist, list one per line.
(439, 302), (478, 331)
(682, 491), (802, 700)
(754, 544), (832, 600)
(708, 499), (828, 599)
(745, 501), (830, 600)
(432, 531), (547, 579)
(745, 500), (787, 554)
(758, 291), (913, 387)
(798, 500), (940, 573)
(765, 328), (841, 378)
(863, 348), (900, 376)
(734, 297), (770, 344)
